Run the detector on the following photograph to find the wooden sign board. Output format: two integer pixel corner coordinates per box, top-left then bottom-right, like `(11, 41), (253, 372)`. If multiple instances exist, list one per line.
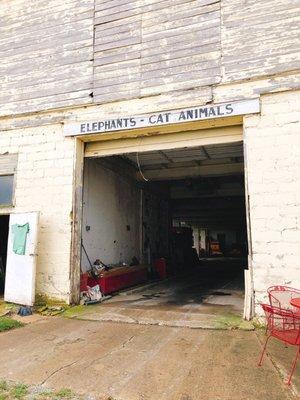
(63, 98), (260, 137)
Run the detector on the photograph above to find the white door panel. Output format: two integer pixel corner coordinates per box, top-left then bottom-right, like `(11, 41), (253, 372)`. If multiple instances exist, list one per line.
(4, 212), (39, 306)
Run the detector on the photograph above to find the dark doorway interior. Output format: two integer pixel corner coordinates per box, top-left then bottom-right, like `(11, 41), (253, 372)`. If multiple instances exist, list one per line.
(81, 141), (248, 323)
(0, 215), (9, 294)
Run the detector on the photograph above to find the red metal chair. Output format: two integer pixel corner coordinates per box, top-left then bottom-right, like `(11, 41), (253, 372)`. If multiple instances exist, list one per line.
(258, 303), (300, 385)
(268, 285), (300, 312)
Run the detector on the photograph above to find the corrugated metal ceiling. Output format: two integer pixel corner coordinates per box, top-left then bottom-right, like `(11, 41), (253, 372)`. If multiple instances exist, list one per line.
(123, 141), (243, 171)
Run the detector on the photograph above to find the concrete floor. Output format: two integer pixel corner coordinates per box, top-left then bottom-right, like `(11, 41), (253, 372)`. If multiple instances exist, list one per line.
(1, 261), (298, 399)
(0, 317), (296, 400)
(78, 260), (246, 328)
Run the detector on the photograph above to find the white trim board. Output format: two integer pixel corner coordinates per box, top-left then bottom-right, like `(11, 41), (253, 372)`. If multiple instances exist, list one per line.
(84, 125), (243, 158)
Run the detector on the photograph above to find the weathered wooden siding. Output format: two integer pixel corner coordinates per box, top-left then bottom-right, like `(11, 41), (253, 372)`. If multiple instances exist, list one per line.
(0, 0), (94, 117)
(0, 0), (299, 117)
(93, 0), (222, 102)
(221, 0), (300, 82)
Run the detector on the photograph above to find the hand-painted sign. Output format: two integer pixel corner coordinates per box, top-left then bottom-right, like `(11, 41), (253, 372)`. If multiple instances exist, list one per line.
(63, 98), (260, 137)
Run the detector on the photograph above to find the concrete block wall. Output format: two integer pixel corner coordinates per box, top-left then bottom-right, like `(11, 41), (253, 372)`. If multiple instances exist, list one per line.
(244, 90), (300, 308)
(0, 124), (75, 302)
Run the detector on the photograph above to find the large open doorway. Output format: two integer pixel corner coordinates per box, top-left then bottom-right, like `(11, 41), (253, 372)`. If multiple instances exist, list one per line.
(80, 140), (249, 327)
(0, 215), (9, 295)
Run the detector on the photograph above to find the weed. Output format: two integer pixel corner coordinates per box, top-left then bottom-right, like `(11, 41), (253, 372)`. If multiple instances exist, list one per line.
(0, 318), (23, 332)
(37, 390), (52, 397)
(215, 313), (255, 330)
(55, 389), (73, 399)
(10, 384), (28, 399)
(0, 381), (7, 391)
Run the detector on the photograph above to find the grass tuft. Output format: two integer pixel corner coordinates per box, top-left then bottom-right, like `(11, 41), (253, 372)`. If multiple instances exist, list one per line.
(0, 381), (80, 400)
(55, 389), (73, 399)
(0, 318), (23, 332)
(10, 384), (28, 399)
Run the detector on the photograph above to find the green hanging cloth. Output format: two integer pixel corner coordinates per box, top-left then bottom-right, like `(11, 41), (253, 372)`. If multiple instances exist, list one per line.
(12, 223), (30, 255)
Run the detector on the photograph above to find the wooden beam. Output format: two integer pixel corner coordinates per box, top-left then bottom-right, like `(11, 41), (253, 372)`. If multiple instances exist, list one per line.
(84, 125), (243, 157)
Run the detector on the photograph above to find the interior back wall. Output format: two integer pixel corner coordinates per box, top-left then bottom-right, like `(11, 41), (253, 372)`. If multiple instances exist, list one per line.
(81, 159), (141, 270)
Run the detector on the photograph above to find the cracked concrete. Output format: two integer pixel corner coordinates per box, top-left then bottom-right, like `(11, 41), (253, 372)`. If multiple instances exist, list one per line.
(0, 317), (295, 400)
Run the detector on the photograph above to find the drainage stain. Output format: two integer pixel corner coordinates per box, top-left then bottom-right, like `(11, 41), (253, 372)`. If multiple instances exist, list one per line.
(210, 291), (232, 296)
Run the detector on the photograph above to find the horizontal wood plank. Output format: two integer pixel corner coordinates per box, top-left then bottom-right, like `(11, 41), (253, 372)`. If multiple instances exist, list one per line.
(222, 0), (300, 82)
(0, 0), (94, 115)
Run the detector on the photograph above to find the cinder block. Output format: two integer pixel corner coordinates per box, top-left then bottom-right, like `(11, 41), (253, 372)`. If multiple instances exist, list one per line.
(0, 123), (75, 302)
(246, 91), (300, 308)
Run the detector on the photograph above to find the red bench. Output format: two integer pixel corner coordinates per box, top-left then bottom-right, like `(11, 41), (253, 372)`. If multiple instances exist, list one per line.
(80, 264), (148, 295)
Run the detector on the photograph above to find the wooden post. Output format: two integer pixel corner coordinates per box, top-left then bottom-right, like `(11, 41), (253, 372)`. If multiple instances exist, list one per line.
(243, 119), (254, 319)
(69, 138), (84, 304)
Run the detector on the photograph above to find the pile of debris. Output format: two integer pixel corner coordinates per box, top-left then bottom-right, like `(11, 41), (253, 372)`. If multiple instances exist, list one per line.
(80, 257), (111, 305)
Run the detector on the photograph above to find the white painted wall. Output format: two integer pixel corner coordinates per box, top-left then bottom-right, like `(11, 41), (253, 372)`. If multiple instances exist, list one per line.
(244, 90), (300, 311)
(0, 124), (74, 303)
(81, 159), (141, 270)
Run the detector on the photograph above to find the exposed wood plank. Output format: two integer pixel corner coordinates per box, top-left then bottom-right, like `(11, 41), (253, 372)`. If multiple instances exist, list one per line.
(94, 36), (141, 52)
(142, 19), (220, 43)
(0, 0), (94, 116)
(0, 40), (92, 64)
(142, 11), (220, 33)
(92, 0), (221, 102)
(0, 20), (93, 51)
(0, 89), (92, 118)
(142, 51), (220, 73)
(0, 78), (93, 104)
(2, 60), (93, 86)
(140, 75), (220, 97)
(94, 60), (140, 80)
(94, 49), (142, 66)
(141, 43), (221, 66)
(0, 9), (94, 37)
(0, 48), (93, 75)
(221, 0), (300, 82)
(0, 0), (92, 21)
(141, 0), (220, 26)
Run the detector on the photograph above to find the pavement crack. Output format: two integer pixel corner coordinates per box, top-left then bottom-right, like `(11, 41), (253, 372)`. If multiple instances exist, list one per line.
(40, 359), (80, 385)
(90, 335), (136, 366)
(122, 335), (135, 347)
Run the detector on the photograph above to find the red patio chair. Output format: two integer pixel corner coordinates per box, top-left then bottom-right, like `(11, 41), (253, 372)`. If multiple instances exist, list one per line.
(258, 303), (300, 385)
(268, 285), (300, 312)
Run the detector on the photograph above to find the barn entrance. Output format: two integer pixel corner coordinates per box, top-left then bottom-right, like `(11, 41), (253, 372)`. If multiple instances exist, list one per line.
(79, 131), (249, 327)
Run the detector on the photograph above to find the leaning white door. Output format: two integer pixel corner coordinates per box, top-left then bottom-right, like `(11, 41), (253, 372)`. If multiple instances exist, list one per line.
(4, 212), (39, 306)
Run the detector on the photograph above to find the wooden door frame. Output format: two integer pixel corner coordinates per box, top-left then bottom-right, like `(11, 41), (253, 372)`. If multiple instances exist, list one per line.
(69, 138), (84, 304)
(70, 122), (254, 318)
